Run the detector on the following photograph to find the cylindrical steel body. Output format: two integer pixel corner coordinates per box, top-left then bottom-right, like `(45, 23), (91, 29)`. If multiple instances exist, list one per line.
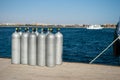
(46, 33), (56, 67)
(55, 32), (63, 65)
(37, 32), (46, 66)
(11, 31), (20, 64)
(28, 32), (37, 65)
(20, 32), (29, 64)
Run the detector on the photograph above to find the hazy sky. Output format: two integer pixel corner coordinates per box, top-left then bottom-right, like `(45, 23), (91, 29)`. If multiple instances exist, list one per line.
(0, 0), (120, 24)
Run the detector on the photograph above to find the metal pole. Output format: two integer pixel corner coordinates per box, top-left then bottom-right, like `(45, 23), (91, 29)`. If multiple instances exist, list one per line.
(89, 37), (119, 64)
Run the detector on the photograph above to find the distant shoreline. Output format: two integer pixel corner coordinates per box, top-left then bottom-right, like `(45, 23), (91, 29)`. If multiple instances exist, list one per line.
(0, 25), (116, 28)
(0, 23), (116, 27)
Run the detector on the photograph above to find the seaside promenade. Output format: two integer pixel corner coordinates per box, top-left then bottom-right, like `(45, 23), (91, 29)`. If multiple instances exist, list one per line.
(0, 58), (120, 80)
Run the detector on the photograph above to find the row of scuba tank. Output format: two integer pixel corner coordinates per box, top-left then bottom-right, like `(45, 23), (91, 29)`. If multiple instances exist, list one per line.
(11, 27), (63, 67)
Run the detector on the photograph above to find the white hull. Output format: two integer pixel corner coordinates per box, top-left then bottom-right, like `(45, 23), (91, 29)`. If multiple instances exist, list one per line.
(86, 25), (103, 30)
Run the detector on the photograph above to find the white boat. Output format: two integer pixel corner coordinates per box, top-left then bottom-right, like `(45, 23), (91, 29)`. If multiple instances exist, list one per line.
(86, 25), (103, 29)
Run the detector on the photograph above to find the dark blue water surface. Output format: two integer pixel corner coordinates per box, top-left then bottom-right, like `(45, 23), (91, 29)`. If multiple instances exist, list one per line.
(0, 27), (119, 66)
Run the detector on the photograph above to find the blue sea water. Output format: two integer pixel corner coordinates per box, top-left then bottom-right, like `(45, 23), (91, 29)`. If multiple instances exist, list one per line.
(0, 27), (119, 66)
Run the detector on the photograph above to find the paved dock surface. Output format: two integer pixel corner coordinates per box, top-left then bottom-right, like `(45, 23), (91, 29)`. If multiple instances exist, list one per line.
(0, 58), (120, 80)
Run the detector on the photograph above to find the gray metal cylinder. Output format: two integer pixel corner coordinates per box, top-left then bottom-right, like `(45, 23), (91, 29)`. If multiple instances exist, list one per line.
(28, 31), (37, 66)
(46, 32), (56, 67)
(11, 28), (20, 64)
(37, 29), (46, 66)
(20, 31), (29, 64)
(55, 31), (63, 65)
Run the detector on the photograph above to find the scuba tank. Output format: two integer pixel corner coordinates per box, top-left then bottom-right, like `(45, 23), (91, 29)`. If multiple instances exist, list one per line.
(28, 28), (37, 65)
(20, 27), (29, 64)
(37, 28), (46, 66)
(11, 28), (20, 64)
(46, 28), (56, 67)
(55, 28), (63, 65)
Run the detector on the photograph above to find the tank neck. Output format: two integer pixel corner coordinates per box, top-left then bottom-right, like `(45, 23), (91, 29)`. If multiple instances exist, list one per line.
(25, 28), (28, 32)
(15, 28), (19, 32)
(57, 28), (60, 32)
(49, 30), (53, 34)
(26, 27), (29, 32)
(27, 30), (29, 32)
(32, 31), (35, 33)
(18, 28), (22, 32)
(41, 28), (44, 33)
(49, 28), (53, 33)
(25, 30), (29, 32)
(32, 28), (36, 33)
(35, 28), (38, 32)
(47, 30), (50, 33)
(47, 28), (50, 32)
